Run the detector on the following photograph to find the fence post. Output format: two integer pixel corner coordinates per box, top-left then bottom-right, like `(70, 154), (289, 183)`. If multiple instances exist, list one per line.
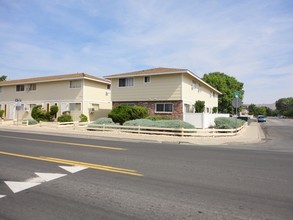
(181, 127), (184, 137)
(103, 124), (105, 132)
(138, 125), (140, 134)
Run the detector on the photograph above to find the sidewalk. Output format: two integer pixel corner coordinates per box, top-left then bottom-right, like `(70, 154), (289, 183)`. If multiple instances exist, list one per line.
(0, 122), (265, 145)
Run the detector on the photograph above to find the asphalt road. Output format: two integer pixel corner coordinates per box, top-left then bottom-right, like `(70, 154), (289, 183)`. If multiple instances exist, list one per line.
(0, 118), (293, 219)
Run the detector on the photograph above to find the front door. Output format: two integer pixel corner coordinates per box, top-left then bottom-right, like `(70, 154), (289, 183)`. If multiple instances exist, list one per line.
(8, 103), (15, 120)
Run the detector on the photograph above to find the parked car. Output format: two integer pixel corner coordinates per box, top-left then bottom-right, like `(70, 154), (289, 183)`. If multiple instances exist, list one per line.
(257, 115), (266, 122)
(237, 116), (249, 121)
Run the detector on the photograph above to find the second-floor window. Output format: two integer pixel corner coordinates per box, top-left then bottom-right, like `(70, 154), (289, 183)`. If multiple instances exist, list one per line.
(70, 80), (82, 88)
(27, 84), (37, 91)
(119, 78), (133, 87)
(16, 85), (25, 92)
(144, 76), (151, 83)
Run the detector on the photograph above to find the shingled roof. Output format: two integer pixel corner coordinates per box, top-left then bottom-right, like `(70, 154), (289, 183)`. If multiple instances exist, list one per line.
(0, 73), (110, 86)
(105, 67), (188, 78)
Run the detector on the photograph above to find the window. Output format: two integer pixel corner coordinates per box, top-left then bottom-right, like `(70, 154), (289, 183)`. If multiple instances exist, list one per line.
(184, 104), (191, 113)
(92, 104), (99, 111)
(155, 103), (173, 113)
(192, 81), (196, 90)
(118, 78), (133, 87)
(27, 84), (37, 91)
(70, 80), (82, 88)
(29, 104), (36, 111)
(69, 103), (81, 111)
(107, 84), (111, 90)
(144, 76), (151, 83)
(16, 85), (25, 92)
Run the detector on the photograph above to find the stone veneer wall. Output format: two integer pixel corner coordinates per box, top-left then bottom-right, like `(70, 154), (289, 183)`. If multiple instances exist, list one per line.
(112, 100), (183, 120)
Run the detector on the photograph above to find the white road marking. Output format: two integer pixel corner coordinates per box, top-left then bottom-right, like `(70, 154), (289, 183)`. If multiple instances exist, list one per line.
(25, 176), (45, 183)
(59, 165), (88, 173)
(35, 173), (67, 182)
(4, 181), (41, 193)
(0, 195), (6, 198)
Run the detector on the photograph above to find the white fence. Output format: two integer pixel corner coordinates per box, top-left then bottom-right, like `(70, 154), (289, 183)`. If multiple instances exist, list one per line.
(184, 113), (230, 128)
(35, 121), (247, 137)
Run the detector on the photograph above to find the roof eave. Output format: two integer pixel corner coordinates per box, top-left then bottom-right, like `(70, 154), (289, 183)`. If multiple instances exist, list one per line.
(186, 70), (222, 95)
(104, 70), (187, 79)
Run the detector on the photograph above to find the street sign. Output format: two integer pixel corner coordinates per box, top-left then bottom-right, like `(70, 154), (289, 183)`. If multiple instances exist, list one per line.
(232, 97), (243, 108)
(233, 91), (240, 98)
(15, 98), (22, 111)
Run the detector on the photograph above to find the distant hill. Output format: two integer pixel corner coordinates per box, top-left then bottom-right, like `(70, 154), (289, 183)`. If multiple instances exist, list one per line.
(243, 103), (276, 110)
(256, 103), (276, 110)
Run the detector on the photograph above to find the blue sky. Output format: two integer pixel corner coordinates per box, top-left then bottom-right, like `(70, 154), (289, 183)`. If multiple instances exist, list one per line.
(1, 0), (292, 104)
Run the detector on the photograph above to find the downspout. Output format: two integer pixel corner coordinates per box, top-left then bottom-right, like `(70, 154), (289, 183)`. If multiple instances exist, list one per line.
(181, 73), (184, 121)
(81, 78), (85, 118)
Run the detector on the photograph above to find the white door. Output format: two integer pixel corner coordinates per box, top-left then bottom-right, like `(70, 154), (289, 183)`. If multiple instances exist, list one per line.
(61, 103), (69, 114)
(8, 103), (15, 120)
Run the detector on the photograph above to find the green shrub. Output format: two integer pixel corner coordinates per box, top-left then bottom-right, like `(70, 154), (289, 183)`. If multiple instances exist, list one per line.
(123, 119), (156, 127)
(146, 116), (171, 121)
(31, 105), (51, 122)
(0, 109), (4, 118)
(50, 105), (58, 118)
(79, 114), (88, 122)
(108, 105), (148, 124)
(24, 118), (38, 125)
(57, 114), (73, 122)
(154, 120), (195, 129)
(123, 119), (195, 129)
(212, 107), (218, 113)
(214, 117), (245, 129)
(88, 117), (116, 129)
(195, 100), (205, 113)
(93, 117), (114, 124)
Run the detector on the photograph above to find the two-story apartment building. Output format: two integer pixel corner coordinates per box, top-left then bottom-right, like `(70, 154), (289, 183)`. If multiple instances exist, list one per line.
(105, 67), (222, 120)
(0, 73), (111, 121)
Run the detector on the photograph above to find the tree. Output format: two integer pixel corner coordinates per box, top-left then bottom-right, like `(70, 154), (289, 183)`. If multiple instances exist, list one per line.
(0, 75), (7, 81)
(202, 72), (244, 114)
(248, 104), (267, 116)
(276, 97), (293, 116)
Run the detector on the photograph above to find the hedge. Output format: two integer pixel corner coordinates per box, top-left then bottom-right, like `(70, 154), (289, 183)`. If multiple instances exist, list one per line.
(123, 119), (195, 129)
(214, 117), (245, 129)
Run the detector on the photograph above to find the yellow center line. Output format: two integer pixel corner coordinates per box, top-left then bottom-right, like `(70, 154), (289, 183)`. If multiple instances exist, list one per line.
(40, 156), (137, 172)
(0, 151), (143, 177)
(0, 134), (126, 151)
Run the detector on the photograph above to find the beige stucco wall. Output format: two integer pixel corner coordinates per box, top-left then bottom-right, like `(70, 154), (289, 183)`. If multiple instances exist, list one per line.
(0, 79), (111, 121)
(182, 74), (218, 113)
(0, 80), (83, 104)
(83, 79), (112, 121)
(110, 74), (182, 102)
